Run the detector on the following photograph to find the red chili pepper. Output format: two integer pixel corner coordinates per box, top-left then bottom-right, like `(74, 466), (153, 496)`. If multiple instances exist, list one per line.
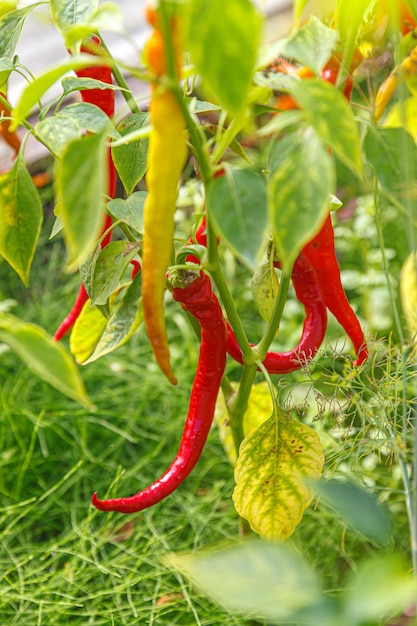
(302, 213), (368, 365)
(54, 35), (115, 341)
(226, 253), (328, 373)
(91, 270), (227, 513)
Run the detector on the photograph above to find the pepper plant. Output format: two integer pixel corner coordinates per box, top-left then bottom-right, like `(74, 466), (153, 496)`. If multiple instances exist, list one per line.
(1, 0), (417, 622)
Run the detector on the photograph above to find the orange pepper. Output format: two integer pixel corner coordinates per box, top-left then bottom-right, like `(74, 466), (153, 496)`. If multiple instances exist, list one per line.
(141, 5), (187, 384)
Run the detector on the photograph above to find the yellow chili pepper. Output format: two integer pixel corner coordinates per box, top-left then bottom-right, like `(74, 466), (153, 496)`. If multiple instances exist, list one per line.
(375, 45), (417, 120)
(142, 7), (187, 384)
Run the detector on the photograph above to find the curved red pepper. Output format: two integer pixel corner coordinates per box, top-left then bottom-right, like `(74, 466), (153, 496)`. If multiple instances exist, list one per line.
(92, 271), (227, 513)
(54, 35), (115, 341)
(226, 253), (327, 373)
(302, 213), (368, 365)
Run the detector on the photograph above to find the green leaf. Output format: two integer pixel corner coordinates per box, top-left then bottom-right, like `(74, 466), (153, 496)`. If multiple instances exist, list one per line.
(84, 272), (143, 364)
(107, 191), (146, 234)
(61, 76), (123, 98)
(233, 409), (324, 540)
(0, 56), (14, 90)
(187, 0), (262, 115)
(13, 55), (111, 127)
(268, 126), (334, 269)
(0, 5), (36, 59)
(206, 166), (268, 269)
(49, 0), (97, 37)
(90, 240), (141, 305)
(62, 2), (124, 47)
(251, 262), (279, 322)
(278, 17), (339, 74)
(364, 125), (417, 211)
(112, 113), (149, 195)
(0, 153), (43, 285)
(343, 555), (417, 624)
(165, 540), (326, 623)
(35, 102), (112, 155)
(314, 479), (392, 544)
(0, 312), (91, 406)
(55, 132), (108, 271)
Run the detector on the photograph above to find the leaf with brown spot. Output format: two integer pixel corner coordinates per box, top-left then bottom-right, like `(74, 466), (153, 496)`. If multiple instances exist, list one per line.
(233, 408), (324, 540)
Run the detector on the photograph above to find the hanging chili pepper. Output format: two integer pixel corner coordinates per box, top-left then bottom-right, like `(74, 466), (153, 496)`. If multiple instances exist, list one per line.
(141, 6), (187, 385)
(54, 35), (115, 341)
(92, 270), (227, 513)
(0, 92), (21, 155)
(302, 213), (368, 365)
(226, 253), (328, 373)
(374, 44), (417, 120)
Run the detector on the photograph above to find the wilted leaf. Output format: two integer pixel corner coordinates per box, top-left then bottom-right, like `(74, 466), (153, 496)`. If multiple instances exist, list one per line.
(233, 408), (324, 540)
(69, 298), (108, 364)
(251, 262), (279, 321)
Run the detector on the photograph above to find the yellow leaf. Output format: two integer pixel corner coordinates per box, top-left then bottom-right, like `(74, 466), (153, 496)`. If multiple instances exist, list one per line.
(383, 96), (417, 142)
(215, 382), (274, 465)
(69, 299), (107, 364)
(233, 408), (324, 540)
(400, 252), (417, 341)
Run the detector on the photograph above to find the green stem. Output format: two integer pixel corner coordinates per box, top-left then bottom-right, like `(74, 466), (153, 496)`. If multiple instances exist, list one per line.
(256, 268), (292, 359)
(375, 177), (417, 577)
(98, 34), (141, 115)
(228, 363), (258, 456)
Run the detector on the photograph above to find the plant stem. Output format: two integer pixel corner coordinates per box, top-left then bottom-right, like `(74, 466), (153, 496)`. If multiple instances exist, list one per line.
(256, 268), (292, 359)
(98, 34), (141, 115)
(375, 177), (417, 578)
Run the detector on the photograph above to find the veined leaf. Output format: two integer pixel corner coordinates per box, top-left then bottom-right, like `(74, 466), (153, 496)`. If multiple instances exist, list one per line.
(0, 4), (36, 59)
(233, 408), (324, 540)
(187, 0), (262, 115)
(107, 191), (146, 234)
(0, 312), (91, 406)
(35, 102), (113, 155)
(112, 113), (149, 195)
(206, 166), (268, 269)
(90, 241), (141, 305)
(277, 17), (339, 74)
(0, 153), (42, 285)
(55, 131), (108, 271)
(0, 56), (14, 90)
(70, 273), (143, 364)
(364, 125), (417, 211)
(49, 0), (98, 37)
(85, 272), (143, 363)
(268, 126), (334, 270)
(251, 262), (279, 322)
(12, 55), (112, 128)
